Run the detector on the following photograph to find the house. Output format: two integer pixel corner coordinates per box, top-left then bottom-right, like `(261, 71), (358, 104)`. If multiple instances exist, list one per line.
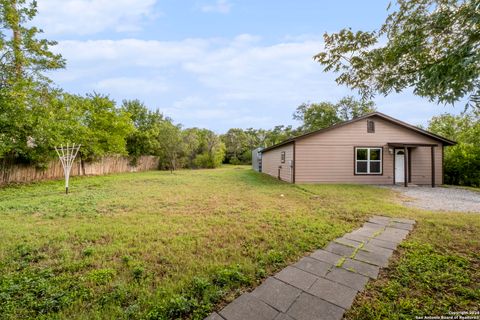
(260, 112), (455, 187)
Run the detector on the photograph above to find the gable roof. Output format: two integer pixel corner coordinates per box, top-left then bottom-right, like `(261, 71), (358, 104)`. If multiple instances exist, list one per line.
(261, 112), (456, 153)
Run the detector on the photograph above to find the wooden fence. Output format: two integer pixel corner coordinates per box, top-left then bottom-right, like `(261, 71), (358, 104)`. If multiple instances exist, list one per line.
(0, 156), (159, 185)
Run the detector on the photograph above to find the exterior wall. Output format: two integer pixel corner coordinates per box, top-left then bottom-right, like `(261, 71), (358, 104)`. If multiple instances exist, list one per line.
(294, 116), (443, 185)
(252, 148), (262, 172)
(261, 143), (294, 182)
(410, 145), (443, 185)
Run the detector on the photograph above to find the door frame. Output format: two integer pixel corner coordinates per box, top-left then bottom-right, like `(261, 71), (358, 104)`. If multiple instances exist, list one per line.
(394, 149), (406, 184)
(393, 147), (411, 185)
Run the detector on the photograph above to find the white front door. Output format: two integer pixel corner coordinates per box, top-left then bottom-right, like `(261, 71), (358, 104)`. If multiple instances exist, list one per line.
(395, 150), (405, 183)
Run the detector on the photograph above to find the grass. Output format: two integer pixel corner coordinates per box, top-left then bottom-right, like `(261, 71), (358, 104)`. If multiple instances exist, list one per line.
(0, 166), (478, 319)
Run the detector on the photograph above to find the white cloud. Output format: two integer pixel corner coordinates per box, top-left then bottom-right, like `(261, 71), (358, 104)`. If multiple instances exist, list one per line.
(96, 77), (169, 95)
(200, 0), (232, 14)
(49, 34), (453, 131)
(35, 0), (159, 35)
(50, 35), (343, 130)
(55, 38), (210, 67)
(64, 35), (331, 105)
(172, 96), (207, 109)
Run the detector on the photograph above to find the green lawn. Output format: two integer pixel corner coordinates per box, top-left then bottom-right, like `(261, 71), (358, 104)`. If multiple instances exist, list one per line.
(0, 166), (478, 319)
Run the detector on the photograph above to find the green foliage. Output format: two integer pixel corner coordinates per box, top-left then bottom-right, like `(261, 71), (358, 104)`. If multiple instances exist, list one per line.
(0, 1), (229, 171)
(52, 93), (134, 160)
(293, 96), (376, 132)
(221, 125), (300, 164)
(0, 0), (65, 166)
(0, 0), (65, 85)
(0, 2), (130, 167)
(156, 121), (185, 170)
(294, 102), (339, 132)
(264, 125), (297, 146)
(221, 128), (249, 164)
(428, 110), (480, 186)
(121, 99), (165, 160)
(186, 128), (225, 169)
(315, 0), (480, 106)
(220, 128), (262, 164)
(109, 101), (227, 170)
(0, 85), (63, 166)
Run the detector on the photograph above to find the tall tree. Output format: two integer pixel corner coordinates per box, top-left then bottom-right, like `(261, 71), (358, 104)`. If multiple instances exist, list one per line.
(157, 122), (185, 171)
(336, 96), (376, 121)
(121, 99), (166, 161)
(0, 0), (65, 165)
(293, 102), (339, 132)
(221, 128), (248, 164)
(264, 125), (297, 146)
(182, 128), (202, 167)
(53, 93), (134, 160)
(428, 110), (480, 186)
(315, 0), (480, 107)
(193, 129), (225, 168)
(0, 0), (65, 85)
(293, 96), (376, 132)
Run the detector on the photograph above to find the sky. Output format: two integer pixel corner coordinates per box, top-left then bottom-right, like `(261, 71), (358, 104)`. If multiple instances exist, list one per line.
(33, 0), (463, 133)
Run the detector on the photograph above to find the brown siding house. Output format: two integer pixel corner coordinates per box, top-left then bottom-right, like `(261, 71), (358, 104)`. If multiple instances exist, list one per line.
(260, 112), (455, 186)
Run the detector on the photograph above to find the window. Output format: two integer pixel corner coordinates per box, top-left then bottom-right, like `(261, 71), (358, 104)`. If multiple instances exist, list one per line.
(281, 151), (285, 163)
(355, 147), (382, 174)
(367, 120), (375, 133)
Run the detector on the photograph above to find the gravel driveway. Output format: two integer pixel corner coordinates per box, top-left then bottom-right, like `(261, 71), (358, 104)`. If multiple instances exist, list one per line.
(386, 186), (480, 213)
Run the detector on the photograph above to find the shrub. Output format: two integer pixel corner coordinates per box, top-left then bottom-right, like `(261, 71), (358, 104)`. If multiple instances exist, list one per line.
(193, 151), (224, 169)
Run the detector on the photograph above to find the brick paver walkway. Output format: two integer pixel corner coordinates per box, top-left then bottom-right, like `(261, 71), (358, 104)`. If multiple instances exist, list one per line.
(205, 216), (415, 320)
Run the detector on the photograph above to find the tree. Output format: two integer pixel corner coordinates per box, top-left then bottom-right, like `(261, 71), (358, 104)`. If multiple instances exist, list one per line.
(336, 96), (376, 121)
(264, 125), (297, 146)
(0, 0), (65, 85)
(193, 129), (225, 168)
(221, 128), (248, 164)
(182, 128), (202, 167)
(428, 110), (480, 186)
(293, 102), (339, 132)
(157, 122), (185, 171)
(293, 96), (376, 132)
(0, 0), (65, 166)
(121, 99), (165, 161)
(52, 93), (134, 160)
(315, 0), (480, 106)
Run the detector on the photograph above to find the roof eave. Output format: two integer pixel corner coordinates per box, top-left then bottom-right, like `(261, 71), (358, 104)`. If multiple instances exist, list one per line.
(260, 111), (456, 153)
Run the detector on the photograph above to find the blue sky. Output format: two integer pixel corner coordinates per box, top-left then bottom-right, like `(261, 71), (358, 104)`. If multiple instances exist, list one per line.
(34, 0), (463, 132)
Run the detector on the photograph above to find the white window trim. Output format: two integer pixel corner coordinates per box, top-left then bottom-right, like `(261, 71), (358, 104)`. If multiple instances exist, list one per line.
(355, 147), (382, 175)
